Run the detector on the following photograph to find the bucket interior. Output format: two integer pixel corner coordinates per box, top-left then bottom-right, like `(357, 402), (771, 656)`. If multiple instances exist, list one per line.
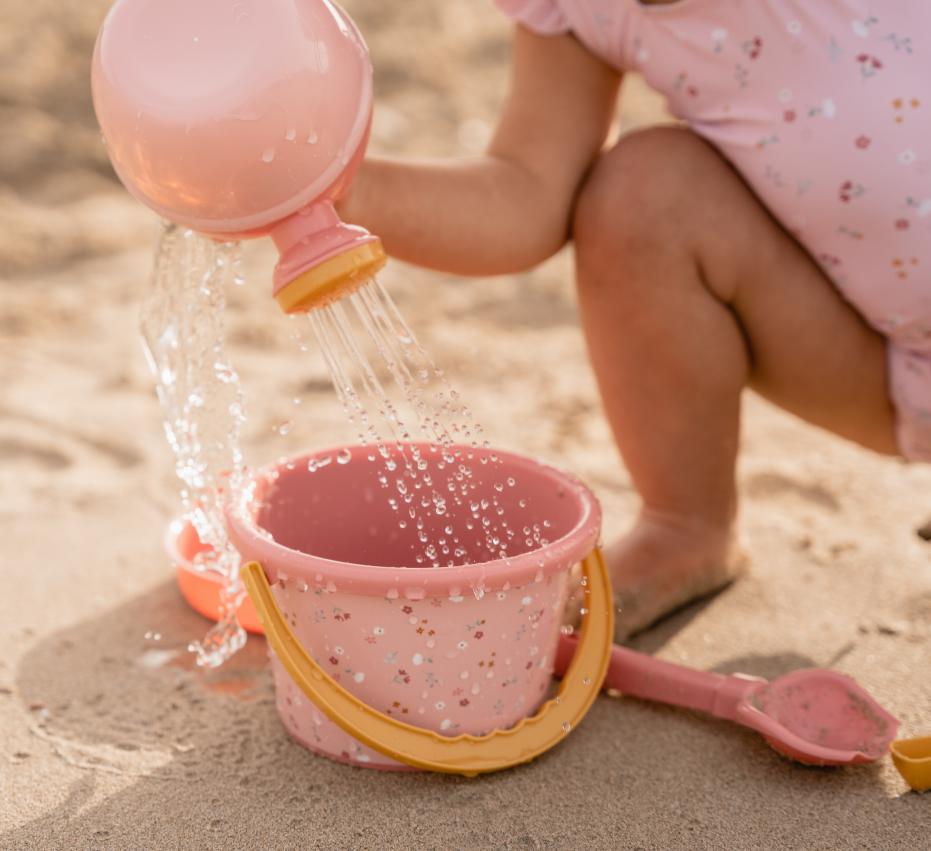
(248, 444), (587, 568)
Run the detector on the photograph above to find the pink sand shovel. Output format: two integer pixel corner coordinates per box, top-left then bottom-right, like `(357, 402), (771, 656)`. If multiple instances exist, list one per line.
(555, 638), (899, 766)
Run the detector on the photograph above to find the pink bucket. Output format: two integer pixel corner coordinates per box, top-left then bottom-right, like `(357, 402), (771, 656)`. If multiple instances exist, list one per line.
(226, 444), (601, 770)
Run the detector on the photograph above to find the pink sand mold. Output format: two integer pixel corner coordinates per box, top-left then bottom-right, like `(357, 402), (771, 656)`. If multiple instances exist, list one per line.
(225, 444), (601, 770)
(556, 638), (899, 766)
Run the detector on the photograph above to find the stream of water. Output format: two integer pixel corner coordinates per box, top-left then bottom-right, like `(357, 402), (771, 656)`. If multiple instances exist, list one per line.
(142, 228), (549, 665)
(141, 224), (247, 668)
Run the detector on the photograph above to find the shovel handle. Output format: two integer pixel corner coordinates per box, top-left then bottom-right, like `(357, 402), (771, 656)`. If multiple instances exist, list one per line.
(556, 638), (763, 720)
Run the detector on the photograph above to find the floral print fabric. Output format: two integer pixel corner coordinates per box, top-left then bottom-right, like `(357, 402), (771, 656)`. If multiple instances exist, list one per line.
(497, 0), (931, 459)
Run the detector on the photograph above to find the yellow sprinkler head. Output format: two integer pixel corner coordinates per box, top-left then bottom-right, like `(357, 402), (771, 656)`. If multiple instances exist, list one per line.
(274, 240), (387, 314)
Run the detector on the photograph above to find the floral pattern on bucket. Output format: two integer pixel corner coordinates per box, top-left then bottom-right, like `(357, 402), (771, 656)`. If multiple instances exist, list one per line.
(270, 569), (571, 769)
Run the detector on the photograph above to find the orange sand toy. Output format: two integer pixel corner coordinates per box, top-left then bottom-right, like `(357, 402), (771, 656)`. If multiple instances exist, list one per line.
(165, 518), (263, 635)
(891, 736), (931, 792)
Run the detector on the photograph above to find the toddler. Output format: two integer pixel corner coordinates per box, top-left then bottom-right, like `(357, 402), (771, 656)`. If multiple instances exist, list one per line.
(338, 1), (930, 638)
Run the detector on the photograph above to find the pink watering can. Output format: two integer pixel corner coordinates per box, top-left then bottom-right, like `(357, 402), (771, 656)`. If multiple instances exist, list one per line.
(91, 0), (385, 313)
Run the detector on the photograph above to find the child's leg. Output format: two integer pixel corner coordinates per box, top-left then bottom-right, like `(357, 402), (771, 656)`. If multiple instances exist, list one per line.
(572, 127), (897, 639)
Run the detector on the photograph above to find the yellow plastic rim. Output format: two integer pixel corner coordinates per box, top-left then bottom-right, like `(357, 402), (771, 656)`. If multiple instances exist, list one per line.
(275, 241), (387, 314)
(242, 549), (614, 776)
(890, 736), (931, 792)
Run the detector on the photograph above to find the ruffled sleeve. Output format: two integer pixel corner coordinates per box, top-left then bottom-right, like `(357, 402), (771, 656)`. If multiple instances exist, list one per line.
(493, 0), (571, 36)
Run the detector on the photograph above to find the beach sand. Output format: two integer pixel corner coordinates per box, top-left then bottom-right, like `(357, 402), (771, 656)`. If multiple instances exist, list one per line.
(1, 1), (929, 848)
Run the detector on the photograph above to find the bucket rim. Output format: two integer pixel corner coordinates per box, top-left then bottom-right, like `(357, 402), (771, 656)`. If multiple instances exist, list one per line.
(224, 443), (602, 596)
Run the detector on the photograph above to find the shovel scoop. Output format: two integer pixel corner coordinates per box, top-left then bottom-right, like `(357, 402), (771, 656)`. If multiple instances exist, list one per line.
(556, 639), (899, 766)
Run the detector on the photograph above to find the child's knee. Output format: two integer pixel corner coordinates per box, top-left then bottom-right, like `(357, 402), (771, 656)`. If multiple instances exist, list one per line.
(572, 126), (714, 264)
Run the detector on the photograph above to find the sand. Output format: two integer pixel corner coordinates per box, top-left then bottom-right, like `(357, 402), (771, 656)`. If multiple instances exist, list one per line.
(1, 1), (929, 848)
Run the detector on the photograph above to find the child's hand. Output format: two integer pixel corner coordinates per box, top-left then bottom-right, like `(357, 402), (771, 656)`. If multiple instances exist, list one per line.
(338, 27), (620, 276)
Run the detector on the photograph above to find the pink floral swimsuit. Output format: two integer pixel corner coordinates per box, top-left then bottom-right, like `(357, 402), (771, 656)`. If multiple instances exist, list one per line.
(497, 0), (931, 460)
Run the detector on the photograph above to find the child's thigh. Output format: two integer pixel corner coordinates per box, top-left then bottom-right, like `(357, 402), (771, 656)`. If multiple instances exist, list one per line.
(572, 126), (897, 454)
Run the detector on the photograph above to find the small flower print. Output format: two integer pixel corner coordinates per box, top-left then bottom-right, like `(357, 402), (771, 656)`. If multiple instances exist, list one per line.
(742, 36), (763, 60)
(899, 150), (917, 165)
(838, 225), (864, 240)
(885, 33), (913, 54)
(891, 257), (920, 279)
(474, 631), (484, 639)
(457, 640), (468, 650)
(786, 20), (801, 36)
(783, 109), (796, 123)
(435, 700), (446, 710)
(895, 219), (910, 230)
(855, 135), (871, 149)
(892, 98), (921, 123)
(673, 72), (691, 94)
(851, 16), (877, 40)
(401, 605), (413, 615)
(711, 28), (727, 53)
(809, 99), (837, 120)
(839, 180), (865, 203)
(329, 656), (339, 666)
(778, 88), (793, 103)
(907, 197), (931, 217)
(856, 54), (883, 77)
(459, 698), (470, 707)
(373, 626), (385, 636)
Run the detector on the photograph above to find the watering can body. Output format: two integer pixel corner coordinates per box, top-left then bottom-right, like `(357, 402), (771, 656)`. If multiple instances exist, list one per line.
(91, 0), (385, 311)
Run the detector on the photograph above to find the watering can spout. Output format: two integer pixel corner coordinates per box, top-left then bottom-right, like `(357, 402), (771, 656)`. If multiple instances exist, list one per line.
(269, 202), (387, 314)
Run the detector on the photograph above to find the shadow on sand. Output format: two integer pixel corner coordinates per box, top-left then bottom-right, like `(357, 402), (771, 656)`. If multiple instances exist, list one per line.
(3, 579), (918, 851)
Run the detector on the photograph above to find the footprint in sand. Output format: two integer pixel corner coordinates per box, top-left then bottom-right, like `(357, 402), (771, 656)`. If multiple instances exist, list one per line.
(905, 592), (931, 633)
(0, 408), (142, 470)
(743, 470), (840, 512)
(0, 437), (72, 470)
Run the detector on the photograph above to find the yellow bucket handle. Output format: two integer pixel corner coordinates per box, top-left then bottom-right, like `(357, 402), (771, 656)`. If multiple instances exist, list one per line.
(242, 549), (613, 775)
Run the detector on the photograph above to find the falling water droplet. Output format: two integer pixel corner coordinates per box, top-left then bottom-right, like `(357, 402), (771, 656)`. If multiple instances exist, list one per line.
(336, 448), (352, 465)
(306, 129), (319, 145)
(285, 128), (297, 141)
(261, 148), (276, 163)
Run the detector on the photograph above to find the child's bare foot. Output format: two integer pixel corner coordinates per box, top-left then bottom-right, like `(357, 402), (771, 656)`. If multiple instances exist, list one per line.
(605, 509), (747, 641)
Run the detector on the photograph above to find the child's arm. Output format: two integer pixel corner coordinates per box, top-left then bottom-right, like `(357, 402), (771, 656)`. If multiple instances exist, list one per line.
(337, 27), (621, 276)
